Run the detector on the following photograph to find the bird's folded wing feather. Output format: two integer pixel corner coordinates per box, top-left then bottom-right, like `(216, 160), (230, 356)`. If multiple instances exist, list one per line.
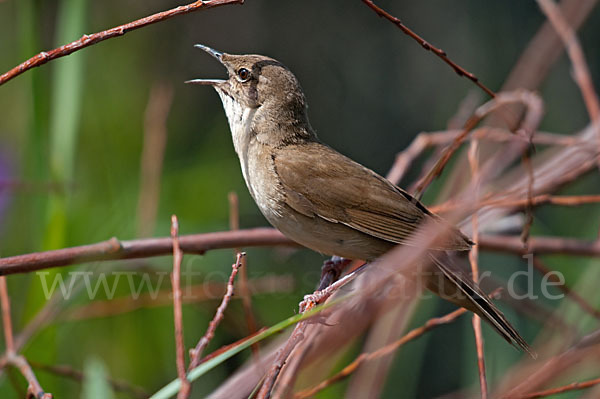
(272, 142), (472, 251)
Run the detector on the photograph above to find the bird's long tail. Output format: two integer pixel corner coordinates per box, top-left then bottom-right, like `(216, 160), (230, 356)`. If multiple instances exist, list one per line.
(427, 252), (536, 358)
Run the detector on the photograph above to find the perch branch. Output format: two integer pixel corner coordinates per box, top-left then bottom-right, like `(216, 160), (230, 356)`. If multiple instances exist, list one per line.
(0, 228), (296, 276)
(257, 265), (367, 399)
(1, 229), (600, 277)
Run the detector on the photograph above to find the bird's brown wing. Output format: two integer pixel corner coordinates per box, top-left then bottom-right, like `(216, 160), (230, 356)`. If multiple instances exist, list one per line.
(272, 142), (472, 251)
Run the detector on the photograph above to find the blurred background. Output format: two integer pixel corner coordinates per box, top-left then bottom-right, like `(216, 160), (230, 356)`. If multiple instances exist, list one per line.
(0, 0), (599, 397)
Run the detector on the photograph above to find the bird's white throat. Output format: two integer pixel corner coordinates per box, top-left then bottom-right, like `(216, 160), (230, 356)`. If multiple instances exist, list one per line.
(215, 89), (257, 185)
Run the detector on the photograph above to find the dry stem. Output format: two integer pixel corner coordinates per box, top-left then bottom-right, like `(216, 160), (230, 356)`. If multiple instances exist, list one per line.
(189, 252), (245, 370)
(468, 139), (488, 399)
(361, 0), (495, 98)
(294, 308), (468, 398)
(171, 216), (191, 399)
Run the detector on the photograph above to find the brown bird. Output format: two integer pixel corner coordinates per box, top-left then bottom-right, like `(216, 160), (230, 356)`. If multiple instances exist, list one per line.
(187, 45), (533, 355)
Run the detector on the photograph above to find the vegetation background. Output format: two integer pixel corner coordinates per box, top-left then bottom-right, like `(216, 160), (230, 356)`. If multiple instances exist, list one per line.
(0, 0), (599, 397)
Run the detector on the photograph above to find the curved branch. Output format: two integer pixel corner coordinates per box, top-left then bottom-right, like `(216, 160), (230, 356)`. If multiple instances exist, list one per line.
(0, 0), (244, 86)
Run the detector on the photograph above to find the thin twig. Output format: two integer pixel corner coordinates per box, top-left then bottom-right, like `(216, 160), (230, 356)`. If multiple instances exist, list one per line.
(532, 256), (600, 320)
(5, 354), (53, 399)
(188, 252), (245, 370)
(468, 139), (488, 399)
(360, 0), (495, 98)
(512, 376), (600, 398)
(412, 91), (542, 197)
(536, 0), (600, 122)
(478, 234), (600, 256)
(0, 0), (244, 86)
(386, 128), (581, 186)
(170, 216), (190, 399)
(536, 0), (600, 173)
(0, 277), (52, 397)
(257, 322), (308, 399)
(257, 264), (367, 399)
(0, 277), (15, 354)
(294, 308), (468, 399)
(431, 194), (600, 213)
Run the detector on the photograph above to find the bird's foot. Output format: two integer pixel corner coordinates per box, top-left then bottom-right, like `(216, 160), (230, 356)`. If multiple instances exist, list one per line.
(317, 256), (352, 291)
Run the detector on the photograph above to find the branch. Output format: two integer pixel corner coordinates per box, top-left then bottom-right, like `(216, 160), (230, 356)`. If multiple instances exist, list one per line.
(188, 252), (244, 370)
(295, 308), (467, 398)
(467, 139), (488, 399)
(170, 216), (191, 399)
(0, 0), (244, 86)
(0, 277), (52, 397)
(478, 234), (600, 256)
(412, 90), (543, 197)
(361, 0), (495, 98)
(0, 228), (297, 276)
(514, 376), (600, 398)
(257, 265), (366, 399)
(1, 229), (600, 278)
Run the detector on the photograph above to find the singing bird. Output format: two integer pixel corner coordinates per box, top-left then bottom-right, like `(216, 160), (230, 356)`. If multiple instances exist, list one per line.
(187, 45), (532, 355)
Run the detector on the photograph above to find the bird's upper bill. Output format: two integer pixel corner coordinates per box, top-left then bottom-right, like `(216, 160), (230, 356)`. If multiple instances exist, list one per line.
(185, 44), (228, 86)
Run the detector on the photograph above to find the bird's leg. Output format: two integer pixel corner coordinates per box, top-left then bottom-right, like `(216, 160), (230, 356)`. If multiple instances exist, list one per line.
(317, 256), (353, 291)
(300, 261), (368, 313)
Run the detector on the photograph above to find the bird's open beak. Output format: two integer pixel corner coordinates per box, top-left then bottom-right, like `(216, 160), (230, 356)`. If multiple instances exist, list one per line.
(185, 44), (228, 86)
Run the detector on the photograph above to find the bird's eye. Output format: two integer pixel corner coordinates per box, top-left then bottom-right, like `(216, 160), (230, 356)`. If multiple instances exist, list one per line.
(237, 68), (251, 82)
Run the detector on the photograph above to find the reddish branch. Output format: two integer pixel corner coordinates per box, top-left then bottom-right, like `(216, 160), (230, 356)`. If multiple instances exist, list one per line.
(468, 140), (488, 399)
(361, 0), (495, 98)
(0, 277), (52, 397)
(0, 278), (14, 354)
(412, 90), (543, 197)
(514, 375), (600, 398)
(295, 308), (468, 398)
(188, 252), (244, 370)
(1, 229), (599, 277)
(431, 194), (600, 213)
(0, 228), (296, 275)
(478, 234), (600, 256)
(532, 257), (600, 319)
(386, 128), (580, 186)
(170, 216), (191, 399)
(258, 321), (308, 399)
(536, 0), (600, 122)
(0, 0), (244, 86)
(257, 264), (367, 399)
(536, 0), (600, 173)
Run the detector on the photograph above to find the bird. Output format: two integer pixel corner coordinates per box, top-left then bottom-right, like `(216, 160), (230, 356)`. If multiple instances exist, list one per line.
(187, 44), (533, 355)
